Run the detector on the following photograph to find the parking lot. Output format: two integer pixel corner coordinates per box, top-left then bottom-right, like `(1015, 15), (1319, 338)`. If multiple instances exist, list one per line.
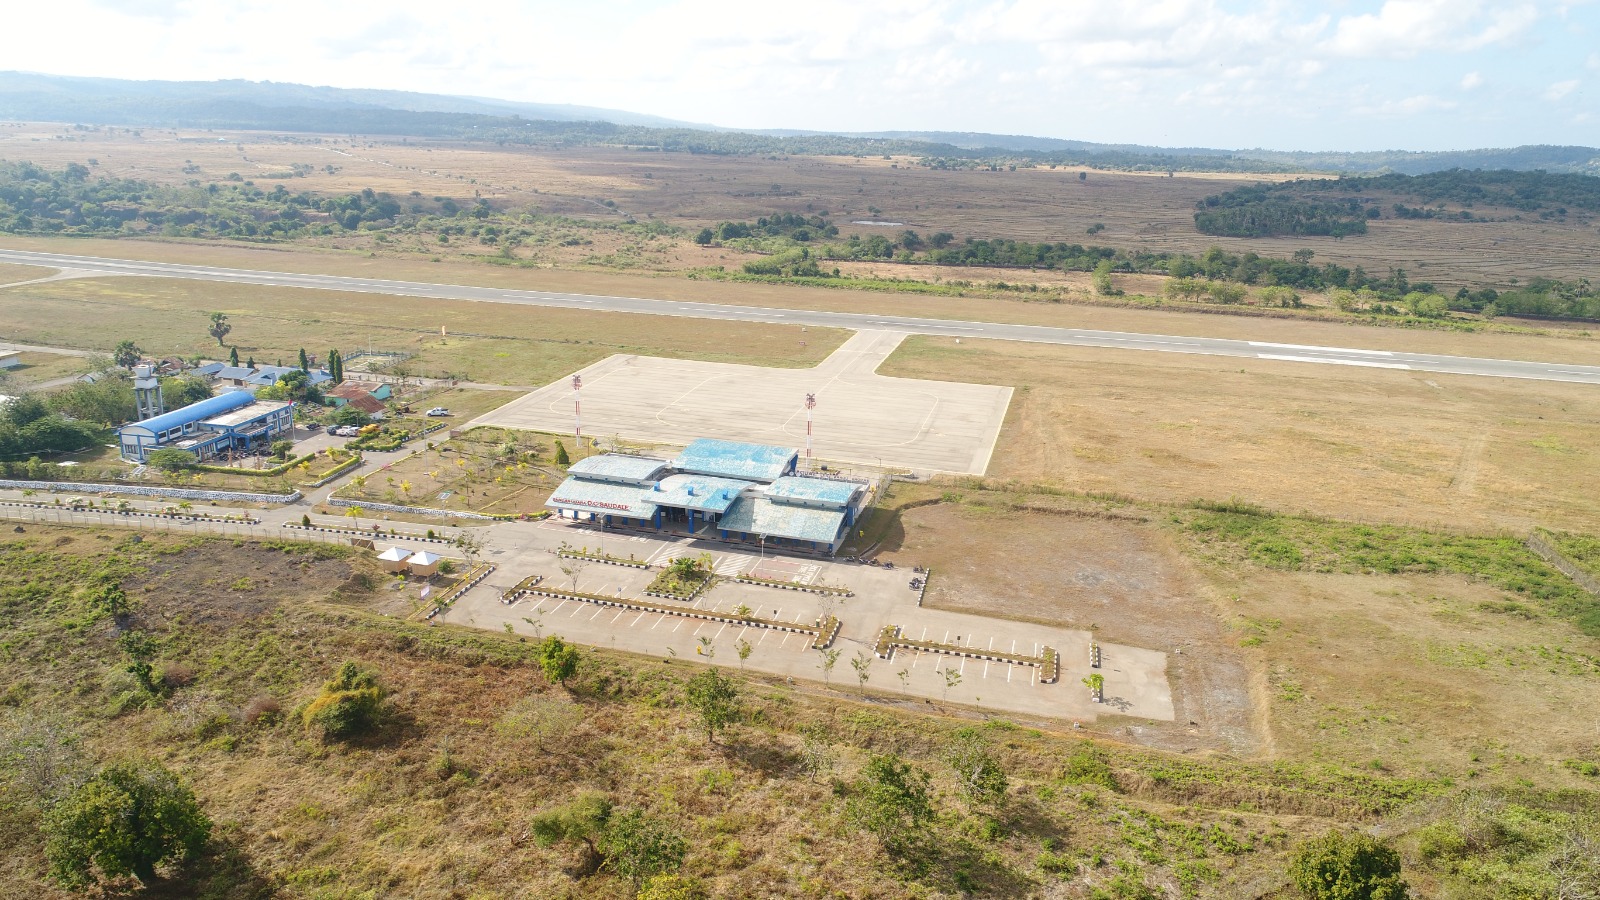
(443, 516), (1173, 722)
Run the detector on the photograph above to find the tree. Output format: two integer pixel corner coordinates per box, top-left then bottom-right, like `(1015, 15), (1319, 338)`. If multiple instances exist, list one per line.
(1288, 830), (1409, 900)
(1163, 277), (1207, 301)
(301, 661), (384, 738)
(146, 449), (197, 472)
(797, 723), (836, 782)
(297, 348), (309, 372)
(554, 439), (571, 467)
(161, 375), (212, 407)
(452, 530), (487, 570)
(327, 348), (343, 384)
(818, 647), (841, 685)
(44, 761), (210, 889)
(946, 728), (1008, 810)
(597, 807), (687, 885)
(1083, 673), (1105, 700)
(257, 368), (322, 404)
(538, 635), (581, 687)
(529, 792), (611, 876)
(1206, 281), (1248, 305)
(113, 340), (141, 371)
(228, 346), (239, 367)
(735, 638), (752, 671)
(850, 650), (872, 694)
(117, 631), (161, 697)
(207, 312), (231, 347)
(693, 228), (714, 245)
(329, 404), (372, 427)
(269, 439), (294, 460)
(942, 666), (962, 701)
(683, 666), (740, 744)
(1260, 285), (1302, 308)
(1092, 259), (1120, 296)
(496, 695), (584, 752)
(846, 753), (934, 854)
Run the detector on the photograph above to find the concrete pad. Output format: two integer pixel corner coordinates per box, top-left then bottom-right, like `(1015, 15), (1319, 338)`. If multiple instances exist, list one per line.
(470, 330), (1013, 475)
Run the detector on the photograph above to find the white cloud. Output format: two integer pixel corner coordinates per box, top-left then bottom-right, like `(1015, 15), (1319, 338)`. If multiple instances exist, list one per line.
(1461, 71), (1485, 89)
(1589, 51), (1600, 69)
(1328, 0), (1540, 59)
(1546, 78), (1581, 99)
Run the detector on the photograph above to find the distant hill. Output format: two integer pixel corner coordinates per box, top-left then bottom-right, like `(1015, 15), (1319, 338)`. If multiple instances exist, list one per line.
(0, 72), (1594, 176)
(0, 71), (705, 130)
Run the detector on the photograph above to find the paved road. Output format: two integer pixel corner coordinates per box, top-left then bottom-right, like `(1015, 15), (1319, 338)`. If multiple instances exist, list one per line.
(5, 247), (1600, 386)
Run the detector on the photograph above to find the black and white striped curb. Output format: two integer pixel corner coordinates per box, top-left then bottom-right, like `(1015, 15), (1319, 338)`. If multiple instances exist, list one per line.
(731, 576), (853, 597)
(280, 522), (454, 544)
(0, 500), (259, 525)
(509, 587), (826, 638)
(914, 568), (930, 607)
(555, 550), (649, 569)
(643, 578), (714, 602)
(873, 625), (1059, 682)
(423, 563), (497, 619)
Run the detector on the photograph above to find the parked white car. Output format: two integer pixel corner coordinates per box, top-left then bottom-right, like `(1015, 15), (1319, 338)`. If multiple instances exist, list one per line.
(425, 407), (450, 416)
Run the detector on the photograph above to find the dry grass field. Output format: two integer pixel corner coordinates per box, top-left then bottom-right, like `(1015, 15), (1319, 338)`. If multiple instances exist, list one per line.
(881, 336), (1600, 534)
(0, 263), (53, 284)
(5, 123), (1598, 288)
(0, 275), (849, 384)
(0, 350), (90, 386)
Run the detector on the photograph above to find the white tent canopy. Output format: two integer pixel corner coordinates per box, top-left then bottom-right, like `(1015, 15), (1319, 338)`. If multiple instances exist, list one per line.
(407, 550), (441, 566)
(377, 546), (412, 562)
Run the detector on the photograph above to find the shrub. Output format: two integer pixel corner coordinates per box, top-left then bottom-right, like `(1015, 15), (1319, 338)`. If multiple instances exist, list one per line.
(1287, 830), (1409, 900)
(44, 761), (210, 889)
(301, 662), (384, 738)
(242, 695), (282, 725)
(145, 448), (197, 471)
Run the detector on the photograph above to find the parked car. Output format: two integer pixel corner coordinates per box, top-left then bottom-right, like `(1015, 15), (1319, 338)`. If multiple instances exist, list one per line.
(426, 407), (450, 417)
(303, 422), (322, 431)
(333, 426), (361, 437)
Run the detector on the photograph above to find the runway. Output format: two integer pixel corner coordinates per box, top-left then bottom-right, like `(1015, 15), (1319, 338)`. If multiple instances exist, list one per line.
(4, 247), (1600, 386)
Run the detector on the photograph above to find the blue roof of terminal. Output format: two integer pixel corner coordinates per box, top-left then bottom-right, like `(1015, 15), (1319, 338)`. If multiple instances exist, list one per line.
(672, 438), (796, 482)
(651, 474), (750, 513)
(545, 477), (661, 519)
(720, 496), (849, 545)
(765, 476), (863, 507)
(566, 454), (670, 483)
(122, 390), (254, 435)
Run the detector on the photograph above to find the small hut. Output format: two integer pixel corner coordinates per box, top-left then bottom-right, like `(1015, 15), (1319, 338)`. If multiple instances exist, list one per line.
(377, 546), (412, 574)
(407, 550), (442, 577)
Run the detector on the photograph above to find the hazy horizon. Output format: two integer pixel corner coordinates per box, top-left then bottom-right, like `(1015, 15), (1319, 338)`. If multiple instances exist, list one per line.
(6, 1), (1598, 153)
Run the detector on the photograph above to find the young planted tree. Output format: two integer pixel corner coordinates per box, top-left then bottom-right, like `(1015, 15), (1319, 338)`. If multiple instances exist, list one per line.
(734, 638), (752, 671)
(116, 631), (160, 697)
(818, 647), (841, 686)
(684, 666), (740, 744)
(1083, 673), (1105, 702)
(942, 666), (962, 701)
(207, 311), (231, 347)
(846, 753), (934, 855)
(44, 761), (211, 889)
(850, 650), (872, 694)
(896, 668), (910, 695)
(496, 695), (585, 753)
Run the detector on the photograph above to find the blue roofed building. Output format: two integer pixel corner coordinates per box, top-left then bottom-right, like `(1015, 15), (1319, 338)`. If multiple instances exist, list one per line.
(116, 389), (295, 463)
(546, 440), (867, 554)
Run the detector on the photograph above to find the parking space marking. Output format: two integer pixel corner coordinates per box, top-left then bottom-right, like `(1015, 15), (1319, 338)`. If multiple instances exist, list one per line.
(673, 620), (685, 632)
(757, 629), (770, 646)
(713, 623), (728, 641)
(631, 612), (648, 627)
(590, 607), (604, 620)
(611, 611), (624, 623)
(549, 599), (570, 616)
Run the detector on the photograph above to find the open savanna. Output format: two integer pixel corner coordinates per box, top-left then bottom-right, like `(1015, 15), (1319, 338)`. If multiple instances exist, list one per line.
(881, 336), (1600, 534)
(0, 262), (53, 284)
(0, 350), (91, 386)
(7, 235), (1600, 370)
(4, 527), (1471, 900)
(0, 275), (848, 385)
(8, 123), (1600, 288)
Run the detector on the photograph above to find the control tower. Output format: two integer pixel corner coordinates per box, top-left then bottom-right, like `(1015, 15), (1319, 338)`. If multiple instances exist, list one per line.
(133, 364), (164, 421)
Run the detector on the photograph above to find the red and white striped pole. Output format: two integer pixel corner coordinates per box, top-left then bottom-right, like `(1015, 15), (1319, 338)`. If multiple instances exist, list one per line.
(804, 393), (816, 460)
(572, 374), (583, 453)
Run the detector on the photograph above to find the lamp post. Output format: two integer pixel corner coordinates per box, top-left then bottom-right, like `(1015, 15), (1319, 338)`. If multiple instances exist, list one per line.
(571, 374), (583, 459)
(804, 393), (816, 465)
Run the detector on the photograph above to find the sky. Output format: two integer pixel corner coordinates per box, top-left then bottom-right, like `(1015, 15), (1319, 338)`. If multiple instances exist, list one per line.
(9, 0), (1599, 151)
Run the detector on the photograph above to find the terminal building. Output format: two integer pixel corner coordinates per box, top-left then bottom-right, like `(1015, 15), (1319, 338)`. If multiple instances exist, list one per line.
(545, 438), (868, 555)
(116, 389), (295, 463)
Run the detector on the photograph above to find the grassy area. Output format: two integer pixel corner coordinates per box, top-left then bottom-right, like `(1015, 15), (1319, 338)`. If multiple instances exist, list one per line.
(880, 335), (1600, 534)
(0, 263), (52, 284)
(338, 426), (562, 516)
(0, 351), (91, 387)
(0, 276), (850, 387)
(1545, 530), (1600, 579)
(3, 527), (1594, 899)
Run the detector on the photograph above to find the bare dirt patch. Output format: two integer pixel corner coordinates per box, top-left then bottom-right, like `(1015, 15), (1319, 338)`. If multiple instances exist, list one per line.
(878, 502), (1257, 756)
(125, 542), (355, 628)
